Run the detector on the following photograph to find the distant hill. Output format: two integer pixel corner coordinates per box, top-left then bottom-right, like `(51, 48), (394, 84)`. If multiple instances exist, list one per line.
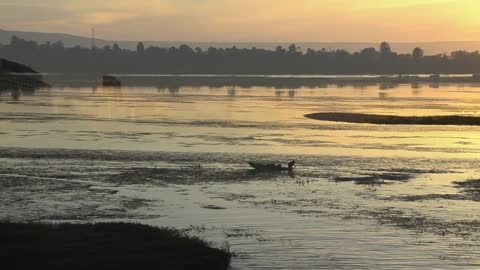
(1, 29), (480, 55)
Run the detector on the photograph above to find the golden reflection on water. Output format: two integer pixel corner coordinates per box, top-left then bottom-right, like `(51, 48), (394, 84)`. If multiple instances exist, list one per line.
(2, 83), (480, 159)
(3, 83), (480, 269)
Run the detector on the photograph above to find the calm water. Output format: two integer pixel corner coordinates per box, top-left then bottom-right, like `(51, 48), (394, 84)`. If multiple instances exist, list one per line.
(2, 82), (480, 269)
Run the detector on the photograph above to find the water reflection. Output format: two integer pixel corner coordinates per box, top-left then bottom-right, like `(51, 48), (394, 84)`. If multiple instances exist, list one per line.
(0, 88), (36, 101)
(3, 83), (480, 159)
(379, 83), (396, 90)
(3, 82), (480, 269)
(228, 87), (236, 97)
(378, 91), (389, 99)
(168, 86), (180, 95)
(0, 74), (46, 101)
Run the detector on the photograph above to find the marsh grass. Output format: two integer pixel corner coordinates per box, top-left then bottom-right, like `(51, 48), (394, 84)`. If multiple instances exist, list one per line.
(0, 222), (232, 270)
(333, 172), (413, 185)
(454, 179), (480, 190)
(344, 208), (480, 241)
(108, 167), (291, 185)
(453, 179), (480, 201)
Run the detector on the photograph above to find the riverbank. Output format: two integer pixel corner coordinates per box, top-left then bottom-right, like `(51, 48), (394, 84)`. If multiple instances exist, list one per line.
(1, 222), (232, 270)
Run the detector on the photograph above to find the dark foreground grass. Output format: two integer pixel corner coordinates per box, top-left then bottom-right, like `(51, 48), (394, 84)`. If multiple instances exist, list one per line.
(0, 222), (232, 270)
(305, 112), (480, 126)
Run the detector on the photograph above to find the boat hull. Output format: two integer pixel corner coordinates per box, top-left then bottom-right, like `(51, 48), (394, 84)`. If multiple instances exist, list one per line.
(248, 162), (293, 172)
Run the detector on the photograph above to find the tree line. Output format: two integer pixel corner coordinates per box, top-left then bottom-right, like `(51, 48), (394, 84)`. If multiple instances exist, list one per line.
(1, 36), (480, 74)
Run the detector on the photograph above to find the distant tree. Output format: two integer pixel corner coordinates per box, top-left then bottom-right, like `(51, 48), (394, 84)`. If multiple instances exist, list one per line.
(360, 47), (377, 56)
(451, 50), (470, 60)
(179, 44), (194, 55)
(306, 48), (316, 56)
(228, 46), (239, 55)
(10, 35), (38, 50)
(112, 43), (121, 53)
(145, 46), (166, 55)
(335, 49), (349, 59)
(207, 47), (219, 56)
(51, 41), (64, 50)
(136, 42), (145, 54)
(9, 36), (21, 47)
(39, 42), (51, 50)
(168, 46), (179, 54)
(7, 35), (480, 75)
(380, 42), (392, 56)
(412, 47), (424, 60)
(275, 45), (286, 55)
(287, 44), (300, 55)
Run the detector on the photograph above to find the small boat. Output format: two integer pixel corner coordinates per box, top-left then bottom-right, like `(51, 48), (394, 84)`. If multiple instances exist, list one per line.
(248, 161), (295, 172)
(102, 75), (121, 87)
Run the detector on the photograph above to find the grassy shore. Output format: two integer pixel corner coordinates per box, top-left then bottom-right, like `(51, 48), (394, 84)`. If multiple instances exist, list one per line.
(305, 112), (480, 126)
(0, 222), (232, 270)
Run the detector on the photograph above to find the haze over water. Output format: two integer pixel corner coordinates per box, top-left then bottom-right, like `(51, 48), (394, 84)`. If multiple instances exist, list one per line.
(2, 77), (480, 269)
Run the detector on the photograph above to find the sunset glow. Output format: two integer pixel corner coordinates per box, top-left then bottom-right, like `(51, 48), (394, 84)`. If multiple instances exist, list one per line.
(1, 0), (480, 42)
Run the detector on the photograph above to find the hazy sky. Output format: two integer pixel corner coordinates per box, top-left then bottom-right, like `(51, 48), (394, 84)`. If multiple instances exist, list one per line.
(1, 0), (479, 42)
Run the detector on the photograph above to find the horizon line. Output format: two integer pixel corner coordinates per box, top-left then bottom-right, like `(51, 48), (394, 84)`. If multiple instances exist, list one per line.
(3, 29), (480, 45)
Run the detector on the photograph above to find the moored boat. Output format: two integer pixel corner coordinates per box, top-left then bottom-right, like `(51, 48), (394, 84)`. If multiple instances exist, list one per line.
(102, 75), (121, 87)
(248, 161), (295, 172)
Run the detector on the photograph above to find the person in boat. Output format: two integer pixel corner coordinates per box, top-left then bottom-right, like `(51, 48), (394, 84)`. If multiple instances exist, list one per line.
(288, 160), (296, 170)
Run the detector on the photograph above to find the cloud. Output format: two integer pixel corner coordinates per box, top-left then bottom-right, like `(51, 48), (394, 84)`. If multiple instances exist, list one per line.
(77, 12), (135, 25)
(1, 0), (480, 42)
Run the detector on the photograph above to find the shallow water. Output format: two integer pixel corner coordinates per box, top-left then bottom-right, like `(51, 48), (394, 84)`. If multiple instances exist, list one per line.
(2, 82), (480, 269)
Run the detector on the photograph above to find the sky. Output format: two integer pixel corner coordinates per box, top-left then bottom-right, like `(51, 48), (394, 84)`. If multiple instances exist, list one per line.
(1, 0), (479, 42)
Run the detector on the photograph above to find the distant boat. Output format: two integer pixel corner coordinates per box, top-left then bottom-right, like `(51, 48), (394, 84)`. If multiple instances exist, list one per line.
(248, 161), (295, 172)
(102, 75), (121, 87)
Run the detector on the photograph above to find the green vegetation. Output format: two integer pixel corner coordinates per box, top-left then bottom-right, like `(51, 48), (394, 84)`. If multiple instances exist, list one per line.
(0, 222), (232, 270)
(305, 113), (480, 126)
